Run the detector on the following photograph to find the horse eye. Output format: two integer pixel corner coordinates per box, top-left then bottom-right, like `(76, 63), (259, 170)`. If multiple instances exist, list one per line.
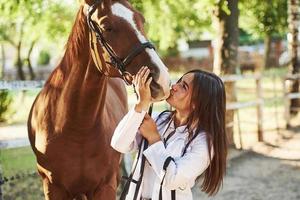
(100, 21), (113, 32)
(104, 27), (113, 32)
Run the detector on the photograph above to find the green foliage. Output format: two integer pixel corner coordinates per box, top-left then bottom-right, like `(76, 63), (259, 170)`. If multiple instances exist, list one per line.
(0, 90), (12, 122)
(131, 0), (214, 53)
(0, 0), (77, 69)
(239, 0), (288, 39)
(4, 90), (39, 124)
(37, 50), (51, 66)
(239, 29), (262, 45)
(41, 2), (78, 44)
(0, 0), (76, 44)
(0, 0), (43, 44)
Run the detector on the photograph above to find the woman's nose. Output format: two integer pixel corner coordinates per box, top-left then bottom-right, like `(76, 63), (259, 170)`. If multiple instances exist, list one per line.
(171, 84), (177, 91)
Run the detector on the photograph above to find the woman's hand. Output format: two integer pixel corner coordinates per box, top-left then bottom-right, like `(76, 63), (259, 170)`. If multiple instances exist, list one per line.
(133, 66), (153, 112)
(139, 114), (161, 145)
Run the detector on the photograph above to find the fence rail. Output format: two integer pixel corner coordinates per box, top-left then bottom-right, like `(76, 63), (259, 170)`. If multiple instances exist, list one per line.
(223, 73), (300, 147)
(0, 73), (300, 144)
(0, 80), (45, 90)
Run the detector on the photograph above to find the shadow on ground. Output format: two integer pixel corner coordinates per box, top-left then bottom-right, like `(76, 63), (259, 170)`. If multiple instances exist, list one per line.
(193, 141), (300, 200)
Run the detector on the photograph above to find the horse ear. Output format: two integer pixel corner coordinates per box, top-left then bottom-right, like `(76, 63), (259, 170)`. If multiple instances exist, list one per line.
(100, 0), (112, 13)
(82, 0), (112, 13)
(82, 0), (112, 6)
(82, 0), (94, 6)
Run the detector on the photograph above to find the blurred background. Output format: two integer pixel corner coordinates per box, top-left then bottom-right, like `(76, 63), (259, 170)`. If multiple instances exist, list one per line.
(0, 0), (299, 199)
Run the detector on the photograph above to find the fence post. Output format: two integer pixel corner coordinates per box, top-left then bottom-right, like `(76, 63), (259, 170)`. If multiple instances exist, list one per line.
(0, 168), (2, 200)
(256, 75), (263, 141)
(0, 148), (2, 200)
(283, 77), (291, 128)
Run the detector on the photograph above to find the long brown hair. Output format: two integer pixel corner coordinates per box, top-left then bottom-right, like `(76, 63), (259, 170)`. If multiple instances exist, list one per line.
(157, 69), (227, 196)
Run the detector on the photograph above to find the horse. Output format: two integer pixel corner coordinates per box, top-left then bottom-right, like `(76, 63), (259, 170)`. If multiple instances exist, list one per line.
(27, 0), (170, 199)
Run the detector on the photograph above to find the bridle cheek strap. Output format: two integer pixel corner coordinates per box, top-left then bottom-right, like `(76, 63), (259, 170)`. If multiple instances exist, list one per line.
(87, 1), (155, 85)
(89, 31), (110, 76)
(89, 30), (134, 84)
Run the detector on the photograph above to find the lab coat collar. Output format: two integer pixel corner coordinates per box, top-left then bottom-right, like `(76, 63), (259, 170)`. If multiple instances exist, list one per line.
(168, 120), (189, 140)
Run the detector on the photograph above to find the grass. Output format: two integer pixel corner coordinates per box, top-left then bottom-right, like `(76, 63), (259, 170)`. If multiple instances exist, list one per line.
(0, 147), (43, 200)
(2, 175), (44, 200)
(0, 146), (36, 177)
(235, 76), (285, 107)
(0, 67), (298, 198)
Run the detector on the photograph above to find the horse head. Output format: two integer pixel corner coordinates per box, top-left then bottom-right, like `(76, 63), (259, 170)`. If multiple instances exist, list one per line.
(83, 0), (170, 101)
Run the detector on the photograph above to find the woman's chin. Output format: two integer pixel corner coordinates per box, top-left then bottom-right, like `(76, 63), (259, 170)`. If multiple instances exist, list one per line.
(166, 96), (172, 104)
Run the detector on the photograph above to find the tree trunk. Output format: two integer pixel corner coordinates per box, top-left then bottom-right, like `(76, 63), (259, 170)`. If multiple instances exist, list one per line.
(0, 44), (5, 79)
(16, 41), (25, 80)
(214, 0), (239, 146)
(26, 40), (36, 80)
(15, 21), (25, 80)
(264, 35), (272, 69)
(288, 0), (300, 115)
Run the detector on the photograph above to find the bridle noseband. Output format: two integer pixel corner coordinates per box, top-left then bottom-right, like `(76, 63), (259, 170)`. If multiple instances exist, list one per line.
(87, 0), (155, 85)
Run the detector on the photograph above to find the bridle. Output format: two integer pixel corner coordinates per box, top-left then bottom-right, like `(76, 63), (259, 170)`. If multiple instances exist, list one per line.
(87, 0), (156, 85)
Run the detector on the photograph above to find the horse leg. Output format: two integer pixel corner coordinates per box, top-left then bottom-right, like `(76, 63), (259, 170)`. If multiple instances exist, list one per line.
(39, 171), (70, 200)
(42, 177), (70, 200)
(74, 194), (88, 200)
(93, 184), (116, 200)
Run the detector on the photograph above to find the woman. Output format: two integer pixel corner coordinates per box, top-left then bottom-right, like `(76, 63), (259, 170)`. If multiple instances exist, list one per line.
(111, 67), (227, 200)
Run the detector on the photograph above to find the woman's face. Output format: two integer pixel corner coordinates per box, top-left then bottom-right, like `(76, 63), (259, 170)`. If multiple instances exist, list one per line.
(166, 73), (194, 113)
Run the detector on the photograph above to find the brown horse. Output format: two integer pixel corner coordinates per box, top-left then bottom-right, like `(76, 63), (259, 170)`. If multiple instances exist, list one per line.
(27, 0), (170, 199)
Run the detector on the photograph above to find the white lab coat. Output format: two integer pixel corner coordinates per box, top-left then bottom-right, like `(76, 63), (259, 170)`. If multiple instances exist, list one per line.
(111, 108), (211, 200)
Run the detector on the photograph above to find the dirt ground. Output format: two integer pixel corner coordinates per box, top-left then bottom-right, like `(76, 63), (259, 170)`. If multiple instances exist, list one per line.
(1, 121), (300, 200)
(192, 127), (300, 200)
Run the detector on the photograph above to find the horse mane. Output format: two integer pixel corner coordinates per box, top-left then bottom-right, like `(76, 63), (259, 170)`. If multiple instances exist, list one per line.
(63, 0), (128, 62)
(64, 6), (90, 65)
(47, 6), (90, 86)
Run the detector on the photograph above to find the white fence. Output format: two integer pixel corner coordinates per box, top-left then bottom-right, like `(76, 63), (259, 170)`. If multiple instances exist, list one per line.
(1, 73), (300, 147)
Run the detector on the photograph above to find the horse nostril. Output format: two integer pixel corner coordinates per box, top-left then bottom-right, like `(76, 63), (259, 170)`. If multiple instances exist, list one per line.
(150, 72), (156, 81)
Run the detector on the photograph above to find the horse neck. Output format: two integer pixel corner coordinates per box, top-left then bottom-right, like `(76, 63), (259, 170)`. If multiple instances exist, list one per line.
(52, 7), (108, 128)
(62, 7), (98, 78)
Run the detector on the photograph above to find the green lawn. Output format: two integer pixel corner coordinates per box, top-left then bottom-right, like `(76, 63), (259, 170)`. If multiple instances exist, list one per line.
(0, 146), (36, 177)
(0, 67), (296, 198)
(0, 147), (43, 200)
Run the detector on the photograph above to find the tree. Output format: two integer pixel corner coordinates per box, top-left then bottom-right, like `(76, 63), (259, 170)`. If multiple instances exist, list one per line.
(0, 0), (76, 80)
(40, 2), (78, 44)
(214, 0), (239, 145)
(288, 0), (300, 115)
(239, 0), (288, 69)
(0, 43), (12, 125)
(131, 0), (213, 55)
(0, 90), (12, 122)
(0, 44), (4, 78)
(0, 0), (43, 79)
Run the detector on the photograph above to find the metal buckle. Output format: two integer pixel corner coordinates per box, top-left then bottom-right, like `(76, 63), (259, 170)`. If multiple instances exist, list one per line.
(122, 71), (133, 85)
